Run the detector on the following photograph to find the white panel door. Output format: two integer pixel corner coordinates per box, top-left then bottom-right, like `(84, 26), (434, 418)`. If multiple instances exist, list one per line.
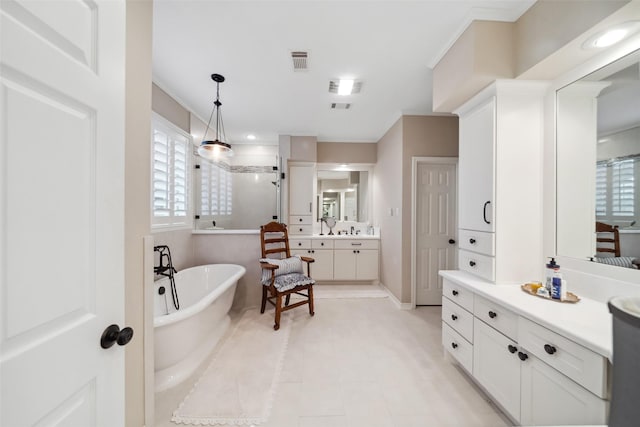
(458, 97), (495, 232)
(1, 1), (127, 426)
(416, 161), (457, 305)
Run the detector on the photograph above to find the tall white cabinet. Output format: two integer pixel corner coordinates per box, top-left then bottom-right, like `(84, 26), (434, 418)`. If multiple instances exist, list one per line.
(455, 80), (548, 283)
(288, 162), (316, 235)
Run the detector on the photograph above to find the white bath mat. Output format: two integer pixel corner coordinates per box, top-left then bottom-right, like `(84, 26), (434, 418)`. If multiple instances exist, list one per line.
(172, 309), (291, 425)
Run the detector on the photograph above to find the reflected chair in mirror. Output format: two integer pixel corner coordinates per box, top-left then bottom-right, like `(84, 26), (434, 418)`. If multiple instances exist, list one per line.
(259, 221), (315, 330)
(595, 221), (621, 257)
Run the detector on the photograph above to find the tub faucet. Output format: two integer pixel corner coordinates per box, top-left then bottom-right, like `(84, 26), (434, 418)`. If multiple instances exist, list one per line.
(154, 245), (177, 277)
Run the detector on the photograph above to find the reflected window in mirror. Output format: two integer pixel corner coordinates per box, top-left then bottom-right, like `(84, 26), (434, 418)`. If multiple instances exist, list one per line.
(194, 144), (280, 231)
(316, 168), (370, 223)
(557, 48), (640, 268)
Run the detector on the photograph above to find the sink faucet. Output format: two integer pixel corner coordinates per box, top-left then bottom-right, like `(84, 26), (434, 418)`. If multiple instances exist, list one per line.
(350, 226), (354, 235)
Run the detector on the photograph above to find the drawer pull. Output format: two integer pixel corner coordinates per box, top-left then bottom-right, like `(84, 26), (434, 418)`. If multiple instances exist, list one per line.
(298, 242), (302, 246)
(449, 239), (456, 244)
(488, 311), (497, 319)
(452, 290), (459, 296)
(451, 314), (458, 321)
(544, 344), (557, 355)
(508, 345), (517, 354)
(299, 218), (303, 222)
(469, 260), (476, 267)
(320, 242), (324, 246)
(451, 342), (458, 349)
(469, 238), (476, 244)
(351, 243), (362, 246)
(518, 351), (529, 361)
(299, 228), (303, 232)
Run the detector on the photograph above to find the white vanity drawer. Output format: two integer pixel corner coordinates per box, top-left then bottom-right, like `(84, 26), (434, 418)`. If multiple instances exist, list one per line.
(290, 215), (312, 225)
(442, 279), (474, 313)
(311, 239), (334, 249)
(459, 249), (495, 282)
(289, 224), (313, 235)
(443, 323), (473, 373)
(289, 238), (311, 249)
(334, 239), (379, 250)
(474, 295), (518, 340)
(518, 317), (608, 398)
(458, 229), (495, 256)
(442, 297), (473, 343)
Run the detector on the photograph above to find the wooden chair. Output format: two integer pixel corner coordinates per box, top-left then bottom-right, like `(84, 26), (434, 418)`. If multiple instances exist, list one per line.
(596, 221), (621, 257)
(259, 222), (315, 330)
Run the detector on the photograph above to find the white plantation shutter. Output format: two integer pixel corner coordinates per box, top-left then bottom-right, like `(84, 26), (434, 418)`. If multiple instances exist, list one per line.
(199, 161), (233, 216)
(152, 114), (192, 228)
(611, 159), (634, 216)
(595, 162), (607, 216)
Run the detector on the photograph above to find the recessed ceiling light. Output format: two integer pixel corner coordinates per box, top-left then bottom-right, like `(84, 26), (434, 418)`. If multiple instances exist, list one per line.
(247, 134), (256, 140)
(582, 21), (640, 49)
(338, 79), (355, 95)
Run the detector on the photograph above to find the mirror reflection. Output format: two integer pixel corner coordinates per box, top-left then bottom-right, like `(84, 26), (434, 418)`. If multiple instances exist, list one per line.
(317, 169), (369, 222)
(557, 49), (640, 269)
(193, 145), (280, 230)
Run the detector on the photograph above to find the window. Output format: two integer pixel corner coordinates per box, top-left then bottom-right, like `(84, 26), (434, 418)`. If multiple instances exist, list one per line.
(152, 114), (192, 229)
(596, 157), (636, 221)
(198, 160), (232, 216)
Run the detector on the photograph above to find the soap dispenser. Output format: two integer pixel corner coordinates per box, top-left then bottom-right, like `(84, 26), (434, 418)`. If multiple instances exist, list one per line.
(545, 257), (560, 294)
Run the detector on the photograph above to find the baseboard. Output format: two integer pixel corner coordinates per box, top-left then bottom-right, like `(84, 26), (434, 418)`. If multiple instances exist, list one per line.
(380, 282), (413, 310)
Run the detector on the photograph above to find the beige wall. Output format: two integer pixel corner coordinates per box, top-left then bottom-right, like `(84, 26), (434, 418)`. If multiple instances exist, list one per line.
(317, 142), (377, 164)
(125, 1), (152, 426)
(374, 119), (404, 300)
(152, 83), (190, 132)
(290, 135), (317, 161)
(400, 116), (459, 302)
(515, 0), (630, 75)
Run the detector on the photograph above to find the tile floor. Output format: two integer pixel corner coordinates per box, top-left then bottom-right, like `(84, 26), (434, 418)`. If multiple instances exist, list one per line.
(155, 293), (513, 427)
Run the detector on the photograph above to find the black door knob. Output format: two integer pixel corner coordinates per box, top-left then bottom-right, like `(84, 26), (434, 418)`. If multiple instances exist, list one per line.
(469, 238), (476, 244)
(544, 344), (557, 355)
(451, 342), (458, 349)
(518, 351), (529, 361)
(101, 324), (134, 349)
(451, 314), (458, 321)
(508, 345), (517, 354)
(448, 239), (456, 244)
(452, 290), (459, 296)
(488, 311), (497, 319)
(469, 261), (476, 267)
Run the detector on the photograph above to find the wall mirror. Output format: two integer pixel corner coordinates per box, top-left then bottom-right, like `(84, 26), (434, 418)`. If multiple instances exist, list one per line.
(556, 48), (640, 270)
(193, 144), (281, 231)
(316, 165), (372, 223)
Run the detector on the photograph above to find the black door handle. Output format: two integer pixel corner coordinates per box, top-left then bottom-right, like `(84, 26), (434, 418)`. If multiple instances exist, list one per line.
(469, 238), (476, 244)
(483, 201), (491, 224)
(452, 290), (459, 296)
(508, 345), (517, 354)
(488, 311), (497, 319)
(451, 314), (458, 321)
(451, 342), (458, 349)
(518, 351), (529, 361)
(448, 239), (456, 244)
(544, 344), (557, 355)
(469, 260), (476, 267)
(101, 324), (134, 349)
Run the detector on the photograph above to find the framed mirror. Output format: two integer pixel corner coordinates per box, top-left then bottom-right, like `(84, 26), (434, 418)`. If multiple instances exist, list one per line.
(316, 165), (372, 224)
(556, 48), (640, 270)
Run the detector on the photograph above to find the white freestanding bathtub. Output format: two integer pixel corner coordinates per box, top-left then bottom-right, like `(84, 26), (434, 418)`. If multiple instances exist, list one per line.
(154, 264), (246, 392)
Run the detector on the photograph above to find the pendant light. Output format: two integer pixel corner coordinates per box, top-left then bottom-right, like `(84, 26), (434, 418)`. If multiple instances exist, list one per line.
(198, 73), (233, 159)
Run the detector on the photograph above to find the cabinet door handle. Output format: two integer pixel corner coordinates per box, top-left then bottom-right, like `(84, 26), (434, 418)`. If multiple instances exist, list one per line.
(309, 202), (312, 213)
(483, 201), (491, 224)
(451, 342), (458, 349)
(508, 345), (517, 354)
(469, 238), (476, 244)
(488, 311), (497, 319)
(452, 290), (459, 296)
(469, 260), (476, 267)
(518, 351), (529, 361)
(451, 314), (458, 321)
(544, 344), (557, 355)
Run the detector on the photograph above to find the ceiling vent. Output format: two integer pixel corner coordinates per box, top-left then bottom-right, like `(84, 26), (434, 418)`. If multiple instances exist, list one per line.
(331, 103), (351, 110)
(291, 51), (308, 71)
(328, 80), (362, 94)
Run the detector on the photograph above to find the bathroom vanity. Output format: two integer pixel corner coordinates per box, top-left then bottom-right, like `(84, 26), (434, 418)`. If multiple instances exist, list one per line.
(289, 235), (380, 282)
(440, 270), (610, 426)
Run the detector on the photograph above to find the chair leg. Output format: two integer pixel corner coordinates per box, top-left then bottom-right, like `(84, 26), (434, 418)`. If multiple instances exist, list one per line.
(308, 285), (315, 316)
(260, 286), (267, 314)
(274, 294), (282, 330)
(285, 294), (291, 306)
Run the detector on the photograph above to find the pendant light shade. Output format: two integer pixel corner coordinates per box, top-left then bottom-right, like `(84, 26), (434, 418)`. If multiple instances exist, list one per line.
(199, 73), (233, 160)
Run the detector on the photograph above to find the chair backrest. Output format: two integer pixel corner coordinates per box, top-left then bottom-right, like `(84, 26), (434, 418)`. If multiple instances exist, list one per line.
(260, 222), (291, 259)
(596, 221), (621, 257)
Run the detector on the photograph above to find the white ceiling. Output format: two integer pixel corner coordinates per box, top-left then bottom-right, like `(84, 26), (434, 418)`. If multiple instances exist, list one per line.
(152, 0), (535, 145)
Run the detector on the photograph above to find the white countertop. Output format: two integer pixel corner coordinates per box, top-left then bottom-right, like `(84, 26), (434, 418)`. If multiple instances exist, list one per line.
(439, 270), (612, 362)
(292, 234), (380, 239)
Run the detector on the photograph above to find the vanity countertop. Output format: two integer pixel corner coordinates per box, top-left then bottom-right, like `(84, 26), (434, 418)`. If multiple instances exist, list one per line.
(305, 234), (379, 239)
(439, 270), (612, 361)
